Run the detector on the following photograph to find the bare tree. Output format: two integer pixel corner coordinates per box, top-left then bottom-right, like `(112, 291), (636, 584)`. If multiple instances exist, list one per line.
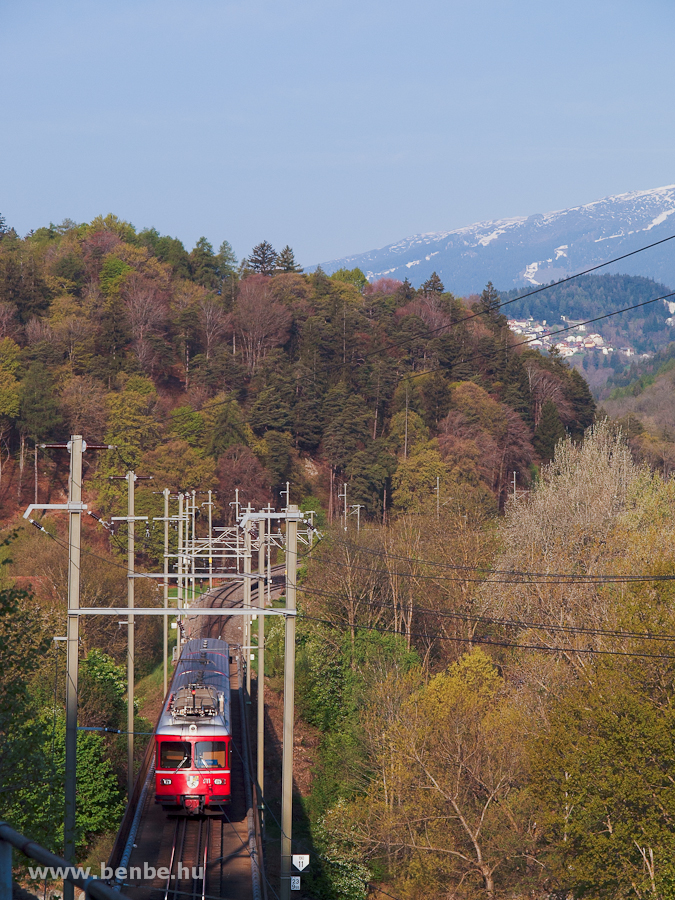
(437, 390), (534, 507)
(25, 317), (54, 346)
(53, 317), (94, 372)
(198, 298), (230, 360)
(60, 375), (108, 440)
(304, 528), (387, 647)
(234, 275), (292, 373)
(525, 362), (574, 428)
(215, 445), (271, 520)
(0, 421), (10, 496)
(123, 274), (167, 373)
(397, 293), (452, 334)
(171, 281), (207, 387)
(483, 422), (640, 683)
(0, 303), (19, 340)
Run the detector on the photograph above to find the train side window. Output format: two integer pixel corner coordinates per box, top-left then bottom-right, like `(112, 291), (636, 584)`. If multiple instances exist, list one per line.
(195, 741), (227, 768)
(160, 741), (191, 769)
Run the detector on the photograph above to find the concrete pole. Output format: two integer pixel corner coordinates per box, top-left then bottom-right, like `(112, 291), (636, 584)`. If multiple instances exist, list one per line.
(127, 471), (136, 799)
(243, 508), (252, 697)
(177, 494), (184, 612)
(163, 489), (169, 698)
(404, 383), (409, 459)
(235, 488), (240, 573)
(191, 489), (197, 602)
(266, 504), (272, 608)
(257, 516), (266, 823)
(208, 489), (213, 591)
(64, 435), (83, 900)
(280, 506), (299, 900)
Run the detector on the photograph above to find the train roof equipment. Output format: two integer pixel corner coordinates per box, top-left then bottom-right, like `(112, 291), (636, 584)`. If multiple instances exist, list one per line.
(157, 637), (232, 738)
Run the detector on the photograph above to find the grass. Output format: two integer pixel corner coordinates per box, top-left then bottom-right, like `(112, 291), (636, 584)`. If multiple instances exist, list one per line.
(135, 657), (169, 721)
(81, 830), (118, 876)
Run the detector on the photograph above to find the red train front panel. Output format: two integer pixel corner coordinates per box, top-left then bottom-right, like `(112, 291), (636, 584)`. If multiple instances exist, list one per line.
(155, 735), (232, 811)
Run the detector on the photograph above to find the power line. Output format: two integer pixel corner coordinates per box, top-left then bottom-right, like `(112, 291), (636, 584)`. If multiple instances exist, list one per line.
(404, 287), (675, 383)
(316, 232), (675, 376)
(35, 502), (675, 642)
(295, 584), (675, 643)
(296, 611), (675, 660)
(39, 522), (675, 653)
(312, 535), (675, 582)
(34, 521), (675, 601)
(306, 548), (675, 585)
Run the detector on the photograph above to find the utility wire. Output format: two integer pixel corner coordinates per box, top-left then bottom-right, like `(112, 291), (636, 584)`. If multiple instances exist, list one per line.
(318, 233), (675, 375)
(33, 523), (675, 600)
(33, 502), (675, 639)
(316, 533), (675, 582)
(296, 583), (675, 640)
(306, 549), (675, 585)
(296, 611), (675, 660)
(402, 287), (675, 383)
(295, 584), (675, 643)
(309, 535), (537, 575)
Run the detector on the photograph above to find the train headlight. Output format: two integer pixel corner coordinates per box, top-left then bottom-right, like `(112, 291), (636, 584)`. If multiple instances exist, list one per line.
(214, 779), (223, 785)
(161, 778), (172, 785)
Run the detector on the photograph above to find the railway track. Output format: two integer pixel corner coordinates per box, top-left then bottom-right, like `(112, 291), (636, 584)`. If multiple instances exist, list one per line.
(193, 564), (286, 643)
(109, 567), (284, 900)
(115, 648), (255, 900)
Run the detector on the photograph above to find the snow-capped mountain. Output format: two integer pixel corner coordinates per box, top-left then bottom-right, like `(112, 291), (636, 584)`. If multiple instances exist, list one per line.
(316, 186), (675, 294)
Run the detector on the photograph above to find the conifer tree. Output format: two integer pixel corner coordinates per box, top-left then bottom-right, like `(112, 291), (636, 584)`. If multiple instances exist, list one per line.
(217, 240), (237, 275)
(478, 281), (508, 328)
(216, 240), (238, 302)
(190, 237), (219, 290)
(19, 362), (63, 441)
(249, 241), (278, 276)
(421, 271), (444, 294)
(399, 277), (416, 301)
(276, 245), (302, 273)
(249, 385), (292, 435)
(479, 281), (501, 312)
(533, 399), (566, 462)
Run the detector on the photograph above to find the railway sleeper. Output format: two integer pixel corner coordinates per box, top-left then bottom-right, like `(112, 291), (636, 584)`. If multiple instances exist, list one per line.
(158, 795), (230, 814)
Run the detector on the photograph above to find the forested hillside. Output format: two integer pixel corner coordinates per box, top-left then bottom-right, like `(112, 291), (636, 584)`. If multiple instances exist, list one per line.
(11, 214), (675, 900)
(0, 214), (596, 525)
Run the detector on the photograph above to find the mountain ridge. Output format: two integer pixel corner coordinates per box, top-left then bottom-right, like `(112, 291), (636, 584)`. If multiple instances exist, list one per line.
(315, 185), (675, 294)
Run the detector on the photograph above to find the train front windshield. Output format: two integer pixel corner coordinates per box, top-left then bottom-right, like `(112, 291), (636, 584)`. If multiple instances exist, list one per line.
(160, 741), (191, 769)
(195, 741), (228, 769)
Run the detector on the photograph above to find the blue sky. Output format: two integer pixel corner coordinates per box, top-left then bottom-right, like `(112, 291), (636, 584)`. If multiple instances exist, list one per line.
(2, 0), (674, 266)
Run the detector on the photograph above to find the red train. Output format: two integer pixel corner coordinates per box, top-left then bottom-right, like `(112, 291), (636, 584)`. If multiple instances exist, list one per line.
(154, 638), (232, 813)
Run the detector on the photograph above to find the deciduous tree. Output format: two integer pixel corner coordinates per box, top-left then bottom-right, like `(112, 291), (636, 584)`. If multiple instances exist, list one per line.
(234, 276), (291, 373)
